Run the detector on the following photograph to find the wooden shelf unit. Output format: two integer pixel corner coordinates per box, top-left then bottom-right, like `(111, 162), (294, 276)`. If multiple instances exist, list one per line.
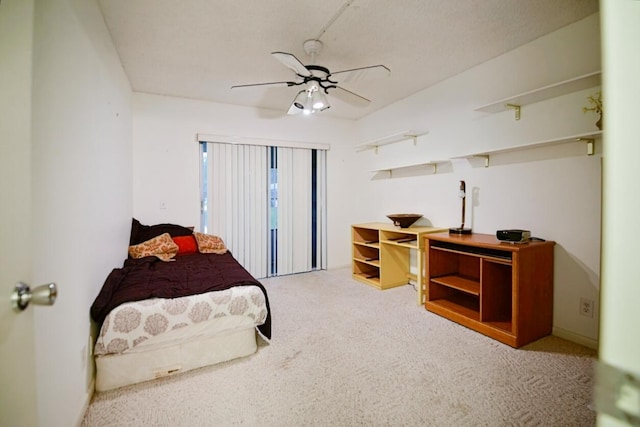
(352, 223), (446, 304)
(424, 232), (555, 348)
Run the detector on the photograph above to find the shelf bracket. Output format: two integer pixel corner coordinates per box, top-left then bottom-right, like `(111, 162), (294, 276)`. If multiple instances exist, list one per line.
(478, 155), (490, 167)
(505, 103), (521, 120)
(577, 137), (595, 156)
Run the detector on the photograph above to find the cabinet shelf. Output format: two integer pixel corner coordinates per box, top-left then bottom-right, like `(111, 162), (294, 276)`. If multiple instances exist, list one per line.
(383, 239), (419, 249)
(431, 275), (480, 296)
(353, 241), (380, 249)
(475, 71), (601, 114)
(427, 297), (480, 321)
(353, 257), (380, 267)
(353, 272), (380, 285)
(431, 244), (512, 263)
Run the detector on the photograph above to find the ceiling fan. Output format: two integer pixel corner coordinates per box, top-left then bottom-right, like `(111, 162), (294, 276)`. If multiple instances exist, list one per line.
(231, 39), (390, 115)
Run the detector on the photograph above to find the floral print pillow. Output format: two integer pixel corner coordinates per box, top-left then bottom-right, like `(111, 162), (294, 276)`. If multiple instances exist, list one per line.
(128, 232), (179, 262)
(194, 232), (228, 254)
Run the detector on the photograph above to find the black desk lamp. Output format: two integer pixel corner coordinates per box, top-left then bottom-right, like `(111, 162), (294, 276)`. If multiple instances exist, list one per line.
(449, 180), (472, 234)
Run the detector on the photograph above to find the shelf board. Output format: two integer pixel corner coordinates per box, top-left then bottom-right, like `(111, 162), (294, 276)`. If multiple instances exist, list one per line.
(353, 257), (380, 267)
(475, 71), (601, 114)
(353, 240), (380, 249)
(431, 275), (480, 296)
(356, 129), (429, 151)
(451, 130), (603, 165)
(430, 244), (512, 263)
(382, 239), (418, 249)
(427, 298), (480, 322)
(372, 160), (450, 174)
(483, 319), (513, 334)
(352, 273), (382, 289)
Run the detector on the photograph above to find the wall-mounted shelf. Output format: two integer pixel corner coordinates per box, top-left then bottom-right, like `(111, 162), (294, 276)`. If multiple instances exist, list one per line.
(475, 71), (601, 119)
(372, 160), (450, 177)
(356, 72), (602, 173)
(356, 130), (429, 153)
(452, 130), (602, 166)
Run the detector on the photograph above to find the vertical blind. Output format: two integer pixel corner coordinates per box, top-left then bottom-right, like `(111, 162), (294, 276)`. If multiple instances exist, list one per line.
(204, 142), (269, 278)
(201, 141), (326, 278)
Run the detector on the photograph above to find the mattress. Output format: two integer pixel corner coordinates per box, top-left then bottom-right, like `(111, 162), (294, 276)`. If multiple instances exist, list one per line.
(95, 285), (267, 356)
(94, 285), (267, 391)
(95, 324), (258, 391)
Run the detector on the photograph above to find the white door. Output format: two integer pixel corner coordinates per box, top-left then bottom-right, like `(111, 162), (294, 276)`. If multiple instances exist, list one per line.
(0, 0), (40, 425)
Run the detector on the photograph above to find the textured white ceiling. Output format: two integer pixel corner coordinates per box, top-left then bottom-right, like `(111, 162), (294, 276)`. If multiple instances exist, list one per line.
(97, 0), (598, 120)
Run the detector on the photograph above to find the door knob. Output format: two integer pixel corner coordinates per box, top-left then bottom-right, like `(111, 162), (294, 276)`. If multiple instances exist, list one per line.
(11, 282), (57, 311)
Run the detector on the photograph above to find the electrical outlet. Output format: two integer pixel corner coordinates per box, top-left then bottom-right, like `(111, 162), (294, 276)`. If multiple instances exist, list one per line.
(580, 297), (594, 318)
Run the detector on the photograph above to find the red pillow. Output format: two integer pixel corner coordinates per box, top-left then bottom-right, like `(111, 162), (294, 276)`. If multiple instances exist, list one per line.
(172, 235), (198, 255)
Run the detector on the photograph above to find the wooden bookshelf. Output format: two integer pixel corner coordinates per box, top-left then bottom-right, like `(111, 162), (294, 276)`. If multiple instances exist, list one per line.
(352, 223), (446, 304)
(424, 232), (555, 348)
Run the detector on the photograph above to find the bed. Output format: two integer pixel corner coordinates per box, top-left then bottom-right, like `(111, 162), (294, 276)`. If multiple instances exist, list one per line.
(90, 219), (271, 392)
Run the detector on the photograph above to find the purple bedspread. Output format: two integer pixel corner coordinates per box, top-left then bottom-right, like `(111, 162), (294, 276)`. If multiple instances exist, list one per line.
(90, 252), (271, 339)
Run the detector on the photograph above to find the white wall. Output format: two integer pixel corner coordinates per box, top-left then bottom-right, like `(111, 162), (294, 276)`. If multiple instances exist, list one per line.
(132, 94), (358, 268)
(352, 13), (602, 346)
(30, 0), (132, 425)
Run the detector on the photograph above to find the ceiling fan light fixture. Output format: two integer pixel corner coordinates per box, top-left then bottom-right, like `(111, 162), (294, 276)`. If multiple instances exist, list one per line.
(311, 88), (329, 110)
(288, 84), (331, 115)
(292, 90), (307, 110)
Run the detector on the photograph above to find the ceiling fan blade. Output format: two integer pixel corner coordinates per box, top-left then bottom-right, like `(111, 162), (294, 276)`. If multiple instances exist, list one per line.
(272, 52), (312, 77)
(330, 65), (390, 85)
(331, 86), (371, 107)
(231, 81), (296, 89)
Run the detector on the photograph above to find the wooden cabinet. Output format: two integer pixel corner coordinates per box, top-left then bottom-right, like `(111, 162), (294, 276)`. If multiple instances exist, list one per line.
(424, 232), (555, 348)
(352, 223), (446, 304)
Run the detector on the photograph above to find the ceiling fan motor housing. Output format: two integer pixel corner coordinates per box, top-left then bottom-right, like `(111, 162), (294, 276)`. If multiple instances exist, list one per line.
(303, 39), (323, 59)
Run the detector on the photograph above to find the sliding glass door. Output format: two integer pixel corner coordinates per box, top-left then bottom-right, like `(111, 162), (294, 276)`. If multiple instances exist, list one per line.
(200, 141), (326, 278)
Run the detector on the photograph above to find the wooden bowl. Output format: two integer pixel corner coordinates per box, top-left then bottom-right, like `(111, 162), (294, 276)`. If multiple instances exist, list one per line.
(387, 214), (423, 228)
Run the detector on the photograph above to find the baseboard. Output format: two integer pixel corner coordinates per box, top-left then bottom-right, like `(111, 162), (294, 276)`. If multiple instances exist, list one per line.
(75, 378), (95, 427)
(552, 326), (599, 350)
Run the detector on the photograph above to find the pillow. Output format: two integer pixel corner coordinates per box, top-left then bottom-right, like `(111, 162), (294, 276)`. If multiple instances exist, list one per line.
(129, 218), (193, 245)
(128, 233), (179, 262)
(172, 235), (198, 255)
(193, 232), (228, 254)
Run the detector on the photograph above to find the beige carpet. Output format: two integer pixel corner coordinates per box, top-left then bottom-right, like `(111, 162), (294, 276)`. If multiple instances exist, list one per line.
(82, 268), (597, 426)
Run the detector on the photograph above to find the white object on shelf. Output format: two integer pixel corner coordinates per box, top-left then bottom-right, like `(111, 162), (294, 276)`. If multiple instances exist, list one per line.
(355, 130), (429, 152)
(452, 130), (603, 166)
(475, 71), (601, 116)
